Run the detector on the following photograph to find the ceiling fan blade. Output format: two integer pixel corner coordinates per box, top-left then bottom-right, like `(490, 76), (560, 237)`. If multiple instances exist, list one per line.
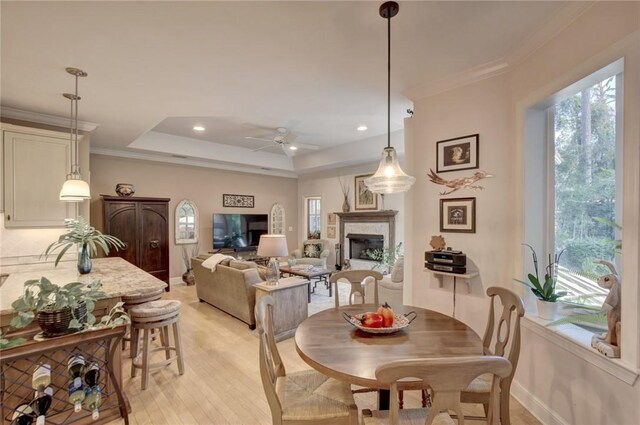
(252, 143), (276, 152)
(282, 144), (295, 157)
(245, 136), (274, 142)
(291, 143), (320, 150)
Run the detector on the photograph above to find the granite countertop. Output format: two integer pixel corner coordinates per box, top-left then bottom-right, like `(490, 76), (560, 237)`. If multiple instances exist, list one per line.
(0, 257), (167, 315)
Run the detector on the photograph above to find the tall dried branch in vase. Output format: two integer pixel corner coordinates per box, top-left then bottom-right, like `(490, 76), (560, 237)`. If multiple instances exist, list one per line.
(338, 177), (351, 212)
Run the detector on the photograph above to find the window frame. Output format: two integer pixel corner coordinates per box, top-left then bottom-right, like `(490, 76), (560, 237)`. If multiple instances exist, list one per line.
(175, 199), (199, 245)
(306, 197), (322, 239)
(545, 72), (623, 302)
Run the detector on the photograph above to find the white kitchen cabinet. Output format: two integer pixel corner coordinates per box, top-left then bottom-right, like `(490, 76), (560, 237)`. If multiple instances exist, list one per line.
(2, 125), (83, 227)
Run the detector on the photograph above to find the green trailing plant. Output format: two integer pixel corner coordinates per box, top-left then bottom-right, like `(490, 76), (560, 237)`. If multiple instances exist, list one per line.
(95, 301), (131, 329)
(0, 330), (26, 350)
(10, 277), (107, 330)
(368, 242), (403, 272)
(44, 217), (124, 266)
(515, 244), (567, 302)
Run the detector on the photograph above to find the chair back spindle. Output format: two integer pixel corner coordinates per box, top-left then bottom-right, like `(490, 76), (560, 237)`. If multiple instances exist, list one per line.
(329, 270), (383, 307)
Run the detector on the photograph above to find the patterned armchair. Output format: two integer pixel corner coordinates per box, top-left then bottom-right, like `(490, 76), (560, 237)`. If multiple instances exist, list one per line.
(291, 239), (331, 267)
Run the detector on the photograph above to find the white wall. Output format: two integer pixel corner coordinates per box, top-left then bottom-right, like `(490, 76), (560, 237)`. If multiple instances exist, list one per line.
(297, 162), (405, 267)
(89, 154), (299, 281)
(405, 3), (640, 424)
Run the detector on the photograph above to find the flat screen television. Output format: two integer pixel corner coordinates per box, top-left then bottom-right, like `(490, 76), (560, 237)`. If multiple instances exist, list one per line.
(213, 213), (269, 249)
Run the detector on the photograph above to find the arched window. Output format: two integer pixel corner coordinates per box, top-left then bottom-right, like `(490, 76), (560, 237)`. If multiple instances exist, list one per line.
(270, 203), (285, 235)
(175, 199), (199, 244)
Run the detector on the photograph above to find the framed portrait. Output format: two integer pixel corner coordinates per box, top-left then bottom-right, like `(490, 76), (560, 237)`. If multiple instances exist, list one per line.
(223, 194), (254, 208)
(354, 174), (378, 210)
(440, 197), (476, 233)
(327, 213), (337, 226)
(326, 226), (336, 239)
(436, 134), (479, 173)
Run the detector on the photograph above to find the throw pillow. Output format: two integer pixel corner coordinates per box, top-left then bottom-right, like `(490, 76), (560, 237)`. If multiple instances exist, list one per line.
(390, 257), (404, 283)
(303, 243), (322, 258)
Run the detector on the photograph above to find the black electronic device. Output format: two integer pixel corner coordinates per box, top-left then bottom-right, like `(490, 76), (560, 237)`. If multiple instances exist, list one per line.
(425, 250), (467, 266)
(212, 213), (268, 249)
(425, 262), (467, 274)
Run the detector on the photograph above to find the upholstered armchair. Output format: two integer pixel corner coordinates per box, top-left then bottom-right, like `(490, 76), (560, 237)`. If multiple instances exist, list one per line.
(291, 239), (330, 267)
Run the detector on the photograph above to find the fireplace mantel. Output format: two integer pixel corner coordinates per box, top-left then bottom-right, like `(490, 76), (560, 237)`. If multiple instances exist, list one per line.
(335, 210), (398, 267)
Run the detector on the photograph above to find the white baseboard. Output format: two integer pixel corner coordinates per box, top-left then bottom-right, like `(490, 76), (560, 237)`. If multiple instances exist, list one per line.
(511, 379), (569, 425)
(169, 277), (184, 286)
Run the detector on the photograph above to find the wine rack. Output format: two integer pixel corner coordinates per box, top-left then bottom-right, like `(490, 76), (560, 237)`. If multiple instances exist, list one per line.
(0, 326), (129, 425)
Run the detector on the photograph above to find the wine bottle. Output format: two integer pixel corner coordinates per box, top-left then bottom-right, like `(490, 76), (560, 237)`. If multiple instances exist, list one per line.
(83, 386), (102, 420)
(30, 387), (53, 425)
(10, 404), (34, 425)
(84, 362), (100, 387)
(32, 364), (51, 391)
(67, 355), (86, 412)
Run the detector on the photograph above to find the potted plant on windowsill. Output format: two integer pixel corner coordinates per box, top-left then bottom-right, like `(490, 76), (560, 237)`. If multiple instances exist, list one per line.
(516, 244), (567, 320)
(10, 277), (107, 337)
(44, 217), (124, 274)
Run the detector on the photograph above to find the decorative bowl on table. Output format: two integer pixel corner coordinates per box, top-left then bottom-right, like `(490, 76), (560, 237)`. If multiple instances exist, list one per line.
(342, 311), (417, 334)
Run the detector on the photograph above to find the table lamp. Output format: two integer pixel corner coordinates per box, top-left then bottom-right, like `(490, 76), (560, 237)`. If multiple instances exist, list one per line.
(257, 234), (288, 285)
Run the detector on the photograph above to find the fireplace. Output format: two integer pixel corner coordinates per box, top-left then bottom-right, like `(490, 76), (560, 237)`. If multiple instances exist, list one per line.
(335, 211), (397, 269)
(346, 233), (384, 261)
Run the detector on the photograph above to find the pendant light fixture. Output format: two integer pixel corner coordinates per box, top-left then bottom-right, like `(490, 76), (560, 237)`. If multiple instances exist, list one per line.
(364, 2), (416, 194)
(59, 67), (90, 201)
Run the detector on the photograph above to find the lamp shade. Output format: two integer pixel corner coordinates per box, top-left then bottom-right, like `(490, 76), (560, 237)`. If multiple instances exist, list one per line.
(364, 147), (416, 194)
(257, 234), (289, 257)
(59, 178), (91, 201)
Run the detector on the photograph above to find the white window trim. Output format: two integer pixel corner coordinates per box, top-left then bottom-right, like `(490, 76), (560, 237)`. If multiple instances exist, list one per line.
(522, 315), (638, 385)
(305, 196), (322, 238)
(520, 58), (635, 380)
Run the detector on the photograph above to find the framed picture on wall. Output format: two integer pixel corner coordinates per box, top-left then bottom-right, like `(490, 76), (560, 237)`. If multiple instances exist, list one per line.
(440, 197), (476, 233)
(436, 134), (479, 173)
(354, 174), (378, 210)
(327, 226), (336, 239)
(327, 213), (337, 226)
(223, 194), (254, 208)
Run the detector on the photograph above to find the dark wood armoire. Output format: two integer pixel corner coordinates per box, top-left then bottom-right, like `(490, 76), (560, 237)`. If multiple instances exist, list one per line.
(102, 196), (171, 289)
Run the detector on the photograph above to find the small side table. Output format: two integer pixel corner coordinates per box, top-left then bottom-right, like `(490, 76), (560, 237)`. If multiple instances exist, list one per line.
(254, 277), (309, 341)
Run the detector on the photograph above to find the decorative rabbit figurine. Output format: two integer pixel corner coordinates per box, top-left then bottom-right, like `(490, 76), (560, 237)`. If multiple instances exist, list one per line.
(591, 260), (621, 357)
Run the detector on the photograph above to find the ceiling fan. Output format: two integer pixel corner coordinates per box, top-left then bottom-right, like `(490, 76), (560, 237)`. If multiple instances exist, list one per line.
(246, 127), (319, 157)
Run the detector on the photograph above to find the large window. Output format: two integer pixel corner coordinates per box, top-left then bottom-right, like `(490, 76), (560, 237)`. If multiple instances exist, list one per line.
(550, 73), (621, 306)
(306, 197), (321, 239)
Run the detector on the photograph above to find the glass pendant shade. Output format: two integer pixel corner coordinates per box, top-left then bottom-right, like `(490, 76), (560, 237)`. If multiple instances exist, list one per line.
(365, 147), (416, 194)
(59, 177), (91, 201)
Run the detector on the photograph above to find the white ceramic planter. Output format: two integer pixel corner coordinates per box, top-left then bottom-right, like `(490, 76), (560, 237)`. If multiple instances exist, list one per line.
(536, 299), (559, 320)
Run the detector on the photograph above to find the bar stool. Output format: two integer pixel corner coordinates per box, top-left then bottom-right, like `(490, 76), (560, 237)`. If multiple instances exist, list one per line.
(129, 299), (185, 390)
(122, 288), (164, 355)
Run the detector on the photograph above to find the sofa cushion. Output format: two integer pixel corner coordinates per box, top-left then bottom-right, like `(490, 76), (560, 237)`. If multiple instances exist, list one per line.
(229, 260), (258, 271)
(303, 243), (323, 258)
(390, 257), (404, 283)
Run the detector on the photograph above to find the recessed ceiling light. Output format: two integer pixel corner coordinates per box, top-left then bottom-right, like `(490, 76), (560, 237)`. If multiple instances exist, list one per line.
(289, 145), (298, 151)
(357, 125), (368, 131)
(193, 126), (205, 132)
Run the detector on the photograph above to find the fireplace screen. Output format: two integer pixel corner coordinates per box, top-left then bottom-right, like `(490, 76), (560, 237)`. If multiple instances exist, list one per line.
(346, 233), (384, 260)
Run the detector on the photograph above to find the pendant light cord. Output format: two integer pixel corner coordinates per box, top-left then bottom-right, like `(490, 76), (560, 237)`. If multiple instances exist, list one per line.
(387, 12), (391, 149)
(74, 74), (80, 174)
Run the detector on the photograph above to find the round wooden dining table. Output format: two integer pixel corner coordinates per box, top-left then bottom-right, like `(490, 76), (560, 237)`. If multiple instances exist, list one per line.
(295, 304), (483, 409)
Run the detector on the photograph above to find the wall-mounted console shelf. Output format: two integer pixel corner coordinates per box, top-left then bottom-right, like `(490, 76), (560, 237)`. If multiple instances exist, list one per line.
(423, 269), (479, 294)
(424, 268), (479, 318)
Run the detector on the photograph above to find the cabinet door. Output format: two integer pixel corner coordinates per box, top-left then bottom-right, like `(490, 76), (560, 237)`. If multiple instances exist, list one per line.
(3, 131), (74, 227)
(139, 202), (169, 283)
(104, 201), (138, 266)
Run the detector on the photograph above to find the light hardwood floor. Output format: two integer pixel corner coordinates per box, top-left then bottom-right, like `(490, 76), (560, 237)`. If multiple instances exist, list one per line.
(108, 284), (541, 425)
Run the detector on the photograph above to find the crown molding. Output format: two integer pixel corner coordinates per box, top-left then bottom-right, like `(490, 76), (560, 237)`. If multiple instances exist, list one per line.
(90, 147), (299, 179)
(405, 59), (509, 101)
(405, 2), (596, 102)
(0, 106), (99, 132)
(505, 1), (596, 67)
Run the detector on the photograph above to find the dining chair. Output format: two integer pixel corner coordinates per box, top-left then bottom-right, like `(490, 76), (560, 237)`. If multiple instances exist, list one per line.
(460, 286), (525, 425)
(255, 296), (359, 425)
(329, 270), (383, 308)
(362, 356), (512, 425)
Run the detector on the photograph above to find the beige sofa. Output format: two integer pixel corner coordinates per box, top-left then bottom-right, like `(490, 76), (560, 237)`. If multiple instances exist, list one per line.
(192, 255), (264, 329)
